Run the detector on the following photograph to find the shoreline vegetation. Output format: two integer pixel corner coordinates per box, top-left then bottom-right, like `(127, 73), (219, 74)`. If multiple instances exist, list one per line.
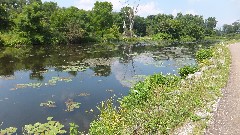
(0, 0), (228, 47)
(88, 41), (231, 134)
(1, 40), (239, 134)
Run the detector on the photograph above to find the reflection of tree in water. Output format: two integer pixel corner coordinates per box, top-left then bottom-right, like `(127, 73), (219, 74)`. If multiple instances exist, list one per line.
(90, 65), (111, 77)
(68, 71), (78, 77)
(0, 55), (19, 76)
(29, 66), (47, 81)
(0, 42), (201, 79)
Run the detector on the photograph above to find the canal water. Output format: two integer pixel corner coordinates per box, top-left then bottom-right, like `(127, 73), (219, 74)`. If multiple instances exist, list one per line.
(0, 42), (198, 132)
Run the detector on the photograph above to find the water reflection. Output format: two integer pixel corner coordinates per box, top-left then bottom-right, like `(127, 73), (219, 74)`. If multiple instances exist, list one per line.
(0, 42), (200, 132)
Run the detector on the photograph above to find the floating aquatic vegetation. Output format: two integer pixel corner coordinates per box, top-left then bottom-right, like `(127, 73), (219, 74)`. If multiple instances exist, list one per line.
(144, 61), (164, 67)
(48, 77), (72, 86)
(23, 117), (66, 135)
(11, 76), (72, 90)
(65, 99), (81, 112)
(61, 65), (88, 72)
(0, 127), (17, 135)
(132, 75), (147, 80)
(78, 93), (90, 97)
(0, 76), (15, 80)
(16, 83), (42, 89)
(40, 101), (56, 108)
(106, 89), (114, 93)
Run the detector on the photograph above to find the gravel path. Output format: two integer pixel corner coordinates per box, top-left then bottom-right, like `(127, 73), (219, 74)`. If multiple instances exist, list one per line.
(206, 42), (240, 134)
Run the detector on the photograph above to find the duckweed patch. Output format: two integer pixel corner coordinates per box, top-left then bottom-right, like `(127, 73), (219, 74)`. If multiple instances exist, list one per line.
(61, 65), (89, 72)
(12, 76), (73, 90)
(23, 117), (66, 135)
(65, 99), (81, 112)
(40, 101), (57, 108)
(16, 83), (43, 89)
(48, 77), (72, 85)
(0, 127), (17, 135)
(78, 93), (91, 97)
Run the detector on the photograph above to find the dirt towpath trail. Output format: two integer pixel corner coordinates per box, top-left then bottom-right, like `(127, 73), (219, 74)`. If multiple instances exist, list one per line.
(207, 42), (240, 134)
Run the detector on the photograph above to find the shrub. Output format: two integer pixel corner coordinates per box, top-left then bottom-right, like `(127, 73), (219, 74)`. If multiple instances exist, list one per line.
(152, 33), (172, 41)
(179, 65), (199, 79)
(196, 48), (213, 62)
(0, 32), (31, 47)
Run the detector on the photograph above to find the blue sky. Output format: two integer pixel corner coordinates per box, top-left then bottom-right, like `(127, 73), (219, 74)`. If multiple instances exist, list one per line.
(42, 0), (240, 27)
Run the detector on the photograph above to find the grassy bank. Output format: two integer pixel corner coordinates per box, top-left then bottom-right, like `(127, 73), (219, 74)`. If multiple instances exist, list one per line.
(89, 42), (231, 134)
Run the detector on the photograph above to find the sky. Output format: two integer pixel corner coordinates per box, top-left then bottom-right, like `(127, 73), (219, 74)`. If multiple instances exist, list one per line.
(42, 0), (240, 28)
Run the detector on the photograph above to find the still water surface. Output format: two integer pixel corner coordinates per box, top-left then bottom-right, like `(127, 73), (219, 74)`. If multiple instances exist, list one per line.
(0, 42), (198, 132)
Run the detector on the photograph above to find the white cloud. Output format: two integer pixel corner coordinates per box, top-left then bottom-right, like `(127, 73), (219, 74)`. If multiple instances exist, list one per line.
(137, 2), (163, 17)
(74, 0), (95, 10)
(74, 0), (126, 11)
(172, 9), (180, 17)
(171, 9), (198, 17)
(74, 0), (163, 17)
(185, 9), (198, 15)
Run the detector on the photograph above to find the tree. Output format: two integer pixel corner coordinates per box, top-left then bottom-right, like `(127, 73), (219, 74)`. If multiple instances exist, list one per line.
(133, 16), (146, 37)
(232, 21), (240, 32)
(15, 2), (50, 45)
(176, 14), (205, 40)
(50, 7), (89, 44)
(205, 17), (217, 36)
(223, 24), (234, 34)
(146, 15), (157, 36)
(91, 1), (113, 38)
(0, 5), (11, 31)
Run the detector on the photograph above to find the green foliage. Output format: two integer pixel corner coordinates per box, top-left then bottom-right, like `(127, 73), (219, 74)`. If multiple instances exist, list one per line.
(23, 117), (66, 135)
(89, 42), (231, 134)
(222, 20), (240, 34)
(69, 123), (79, 135)
(196, 48), (213, 62)
(179, 65), (199, 79)
(0, 127), (17, 135)
(50, 7), (89, 44)
(40, 101), (56, 108)
(91, 1), (113, 38)
(0, 5), (11, 31)
(65, 99), (81, 112)
(152, 33), (172, 41)
(0, 0), (220, 46)
(133, 16), (147, 37)
(0, 32), (31, 46)
(205, 17), (217, 36)
(121, 74), (180, 108)
(103, 25), (121, 41)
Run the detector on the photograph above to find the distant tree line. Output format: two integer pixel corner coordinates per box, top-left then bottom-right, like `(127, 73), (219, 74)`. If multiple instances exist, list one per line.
(0, 0), (218, 46)
(222, 20), (240, 34)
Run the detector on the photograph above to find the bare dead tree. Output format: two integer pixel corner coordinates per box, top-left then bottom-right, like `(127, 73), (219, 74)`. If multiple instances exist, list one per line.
(120, 0), (140, 38)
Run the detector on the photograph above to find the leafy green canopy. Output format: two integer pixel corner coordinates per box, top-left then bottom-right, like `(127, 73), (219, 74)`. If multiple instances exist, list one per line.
(0, 0), (219, 46)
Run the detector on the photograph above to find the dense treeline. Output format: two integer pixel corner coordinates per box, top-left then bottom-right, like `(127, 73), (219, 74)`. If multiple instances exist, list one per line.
(222, 20), (240, 34)
(0, 0), (219, 46)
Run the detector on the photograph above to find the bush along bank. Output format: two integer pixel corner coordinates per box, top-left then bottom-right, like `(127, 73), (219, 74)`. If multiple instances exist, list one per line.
(89, 42), (231, 134)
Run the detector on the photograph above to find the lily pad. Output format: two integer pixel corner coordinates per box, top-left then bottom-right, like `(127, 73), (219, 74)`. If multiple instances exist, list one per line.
(0, 127), (17, 135)
(65, 99), (81, 112)
(106, 89), (114, 93)
(23, 117), (66, 135)
(40, 101), (56, 108)
(78, 93), (90, 97)
(48, 77), (72, 86)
